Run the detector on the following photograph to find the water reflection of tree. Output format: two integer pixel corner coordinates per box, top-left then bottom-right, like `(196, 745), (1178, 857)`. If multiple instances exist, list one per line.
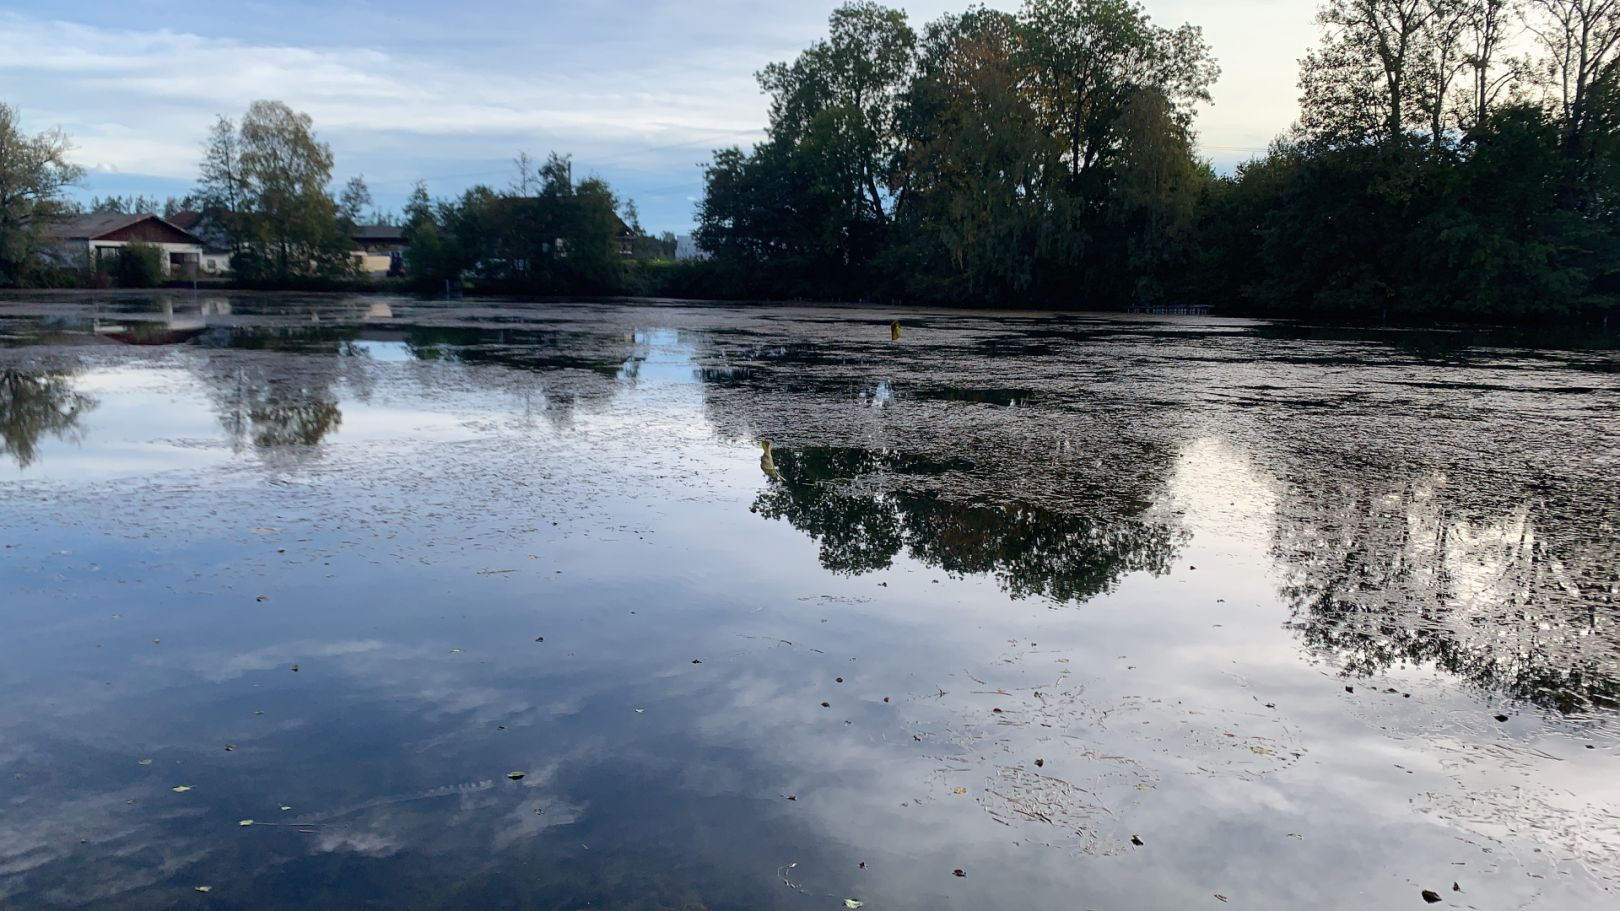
(403, 325), (647, 429)
(755, 447), (1184, 604)
(198, 360), (344, 456)
(1273, 465), (1619, 714)
(0, 368), (96, 468)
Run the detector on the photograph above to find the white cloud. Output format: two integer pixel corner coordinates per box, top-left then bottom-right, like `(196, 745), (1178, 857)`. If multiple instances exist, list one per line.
(0, 1), (1320, 227)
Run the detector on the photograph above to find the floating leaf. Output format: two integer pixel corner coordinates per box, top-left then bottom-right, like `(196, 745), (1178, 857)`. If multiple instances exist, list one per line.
(194, 885), (212, 893)
(172, 786), (192, 793)
(634, 708), (646, 714)
(280, 806), (292, 812)
(506, 771), (526, 781)
(952, 787), (968, 795)
(138, 759), (153, 766)
(844, 901), (864, 909)
(1422, 890), (1442, 904)
(238, 819), (254, 827)
(952, 868), (966, 878)
(1131, 835), (1145, 846)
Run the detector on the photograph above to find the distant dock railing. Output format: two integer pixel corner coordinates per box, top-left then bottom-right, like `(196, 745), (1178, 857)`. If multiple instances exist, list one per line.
(1127, 302), (1214, 316)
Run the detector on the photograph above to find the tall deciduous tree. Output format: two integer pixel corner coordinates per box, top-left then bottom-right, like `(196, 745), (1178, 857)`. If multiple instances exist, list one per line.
(197, 101), (349, 280)
(237, 100), (346, 279)
(1018, 0), (1217, 180)
(338, 175), (373, 229)
(0, 103), (84, 286)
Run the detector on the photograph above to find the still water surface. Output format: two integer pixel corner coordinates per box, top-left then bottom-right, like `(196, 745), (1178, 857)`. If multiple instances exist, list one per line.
(1, 294), (1617, 909)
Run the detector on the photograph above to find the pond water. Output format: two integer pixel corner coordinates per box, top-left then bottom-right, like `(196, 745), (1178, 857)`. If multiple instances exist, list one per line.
(1, 293), (1617, 910)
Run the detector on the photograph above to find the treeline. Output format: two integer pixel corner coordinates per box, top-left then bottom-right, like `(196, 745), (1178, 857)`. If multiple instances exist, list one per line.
(0, 98), (669, 291)
(401, 154), (677, 295)
(690, 0), (1620, 322)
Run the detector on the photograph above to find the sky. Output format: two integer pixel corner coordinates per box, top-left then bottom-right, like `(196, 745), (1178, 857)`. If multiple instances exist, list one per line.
(1, 1), (1318, 234)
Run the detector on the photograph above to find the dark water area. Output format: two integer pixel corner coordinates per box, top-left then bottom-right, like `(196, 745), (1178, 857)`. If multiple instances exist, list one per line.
(1, 293), (1616, 910)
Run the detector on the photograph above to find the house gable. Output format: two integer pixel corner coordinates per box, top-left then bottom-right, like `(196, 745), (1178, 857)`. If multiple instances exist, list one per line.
(97, 218), (202, 246)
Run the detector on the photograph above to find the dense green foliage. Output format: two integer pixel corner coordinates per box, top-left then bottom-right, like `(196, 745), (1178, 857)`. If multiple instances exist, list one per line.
(0, 103), (84, 286)
(108, 241), (166, 289)
(402, 153), (637, 294)
(195, 101), (355, 284)
(693, 0), (1620, 322)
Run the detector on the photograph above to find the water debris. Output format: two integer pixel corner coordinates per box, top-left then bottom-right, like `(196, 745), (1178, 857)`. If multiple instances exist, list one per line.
(172, 786), (192, 793)
(692, 659), (703, 664)
(953, 868), (966, 878)
(255, 595), (268, 602)
(290, 664), (299, 672)
(1494, 714), (1510, 722)
(634, 708), (646, 714)
(890, 320), (901, 341)
(238, 819), (254, 827)
(1422, 889), (1443, 903)
(194, 885), (213, 893)
(1132, 835), (1145, 846)
(883, 697), (891, 703)
(280, 805), (292, 812)
(535, 637), (545, 642)
(845, 901), (864, 909)
(952, 787), (969, 795)
(138, 759), (153, 766)
(836, 677), (844, 683)
(1034, 758), (1045, 768)
(224, 745), (235, 752)
(1215, 895), (1228, 903)
(821, 702), (831, 708)
(506, 772), (526, 781)
(1345, 686), (1354, 694)
(1453, 882), (1461, 892)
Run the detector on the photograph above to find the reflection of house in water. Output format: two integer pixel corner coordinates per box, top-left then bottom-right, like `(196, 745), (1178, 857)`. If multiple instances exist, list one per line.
(92, 298), (232, 346)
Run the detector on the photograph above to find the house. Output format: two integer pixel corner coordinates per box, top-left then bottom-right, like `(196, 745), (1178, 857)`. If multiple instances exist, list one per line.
(46, 214), (206, 279)
(615, 216), (636, 258)
(350, 224), (408, 278)
(168, 211), (234, 275)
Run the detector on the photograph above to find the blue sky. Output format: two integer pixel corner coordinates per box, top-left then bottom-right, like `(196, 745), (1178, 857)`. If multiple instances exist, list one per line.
(1, 1), (1316, 234)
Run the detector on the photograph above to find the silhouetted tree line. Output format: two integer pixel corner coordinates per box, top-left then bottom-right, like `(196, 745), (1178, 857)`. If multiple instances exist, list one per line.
(685, 0), (1620, 324)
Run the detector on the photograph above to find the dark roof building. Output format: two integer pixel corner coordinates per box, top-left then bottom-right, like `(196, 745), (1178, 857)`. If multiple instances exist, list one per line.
(45, 213), (203, 246)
